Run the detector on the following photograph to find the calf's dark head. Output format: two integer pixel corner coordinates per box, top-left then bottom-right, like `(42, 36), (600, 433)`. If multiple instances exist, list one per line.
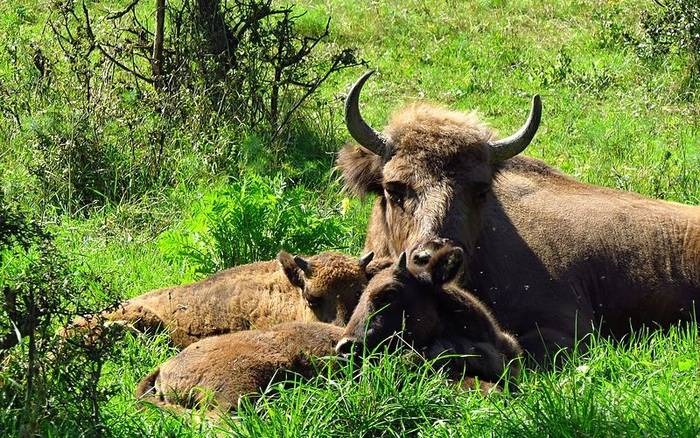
(337, 71), (541, 257)
(335, 245), (464, 355)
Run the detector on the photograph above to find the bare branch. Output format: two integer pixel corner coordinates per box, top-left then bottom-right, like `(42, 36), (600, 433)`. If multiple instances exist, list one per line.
(81, 0), (97, 56)
(270, 51), (364, 142)
(97, 45), (155, 83)
(280, 17), (330, 68)
(107, 0), (141, 20)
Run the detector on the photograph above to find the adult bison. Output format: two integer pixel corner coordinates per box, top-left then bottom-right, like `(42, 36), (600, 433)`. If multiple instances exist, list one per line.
(337, 71), (700, 364)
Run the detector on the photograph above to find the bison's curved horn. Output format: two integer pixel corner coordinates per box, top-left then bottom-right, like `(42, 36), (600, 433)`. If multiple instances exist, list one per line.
(345, 71), (389, 156)
(489, 95), (542, 162)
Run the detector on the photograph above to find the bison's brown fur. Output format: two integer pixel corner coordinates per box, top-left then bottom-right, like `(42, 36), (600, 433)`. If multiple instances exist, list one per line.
(337, 74), (700, 365)
(336, 242), (523, 384)
(70, 251), (378, 347)
(135, 322), (343, 412)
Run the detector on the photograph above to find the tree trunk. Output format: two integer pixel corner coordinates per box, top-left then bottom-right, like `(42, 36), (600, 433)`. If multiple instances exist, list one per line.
(152, 0), (166, 90)
(196, 0), (237, 75)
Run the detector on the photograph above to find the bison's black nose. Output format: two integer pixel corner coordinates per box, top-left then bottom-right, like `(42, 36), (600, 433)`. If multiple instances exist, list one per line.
(335, 337), (358, 355)
(411, 238), (460, 265)
(412, 250), (432, 265)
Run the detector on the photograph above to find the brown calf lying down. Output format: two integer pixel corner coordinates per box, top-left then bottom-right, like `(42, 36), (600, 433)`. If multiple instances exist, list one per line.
(336, 242), (523, 384)
(70, 251), (376, 347)
(136, 322), (343, 412)
(136, 322), (497, 414)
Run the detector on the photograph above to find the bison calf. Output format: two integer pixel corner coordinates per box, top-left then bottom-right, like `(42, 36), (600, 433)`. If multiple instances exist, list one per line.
(69, 251), (376, 347)
(336, 243), (522, 385)
(136, 320), (494, 414)
(136, 322), (343, 412)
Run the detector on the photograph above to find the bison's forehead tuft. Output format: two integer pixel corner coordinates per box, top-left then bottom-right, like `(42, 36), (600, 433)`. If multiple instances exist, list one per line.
(385, 103), (495, 157)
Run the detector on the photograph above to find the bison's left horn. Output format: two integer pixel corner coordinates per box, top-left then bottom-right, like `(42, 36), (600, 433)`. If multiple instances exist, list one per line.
(489, 95), (542, 162)
(345, 71), (389, 156)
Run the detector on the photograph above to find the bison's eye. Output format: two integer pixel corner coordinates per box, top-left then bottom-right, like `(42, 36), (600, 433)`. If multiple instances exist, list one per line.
(387, 190), (404, 207)
(384, 182), (408, 208)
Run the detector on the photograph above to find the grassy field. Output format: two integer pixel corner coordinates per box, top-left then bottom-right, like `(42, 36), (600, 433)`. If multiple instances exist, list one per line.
(1, 0), (699, 436)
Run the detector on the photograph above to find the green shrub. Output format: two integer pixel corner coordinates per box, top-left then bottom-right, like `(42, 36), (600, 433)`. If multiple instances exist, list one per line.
(638, 2), (700, 57)
(635, 0), (699, 92)
(0, 0), (362, 216)
(0, 194), (122, 436)
(158, 174), (366, 275)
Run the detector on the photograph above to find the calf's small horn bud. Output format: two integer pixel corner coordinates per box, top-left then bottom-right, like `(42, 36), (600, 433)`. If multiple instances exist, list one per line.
(396, 251), (408, 273)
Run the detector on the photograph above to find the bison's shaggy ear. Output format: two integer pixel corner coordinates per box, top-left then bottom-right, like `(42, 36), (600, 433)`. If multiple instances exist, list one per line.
(336, 144), (384, 197)
(429, 247), (464, 286)
(277, 251), (306, 288)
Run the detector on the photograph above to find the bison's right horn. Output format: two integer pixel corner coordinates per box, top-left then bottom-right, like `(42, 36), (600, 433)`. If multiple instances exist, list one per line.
(345, 71), (389, 156)
(489, 95), (542, 162)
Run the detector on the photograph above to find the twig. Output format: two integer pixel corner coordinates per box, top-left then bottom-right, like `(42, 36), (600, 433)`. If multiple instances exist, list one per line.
(97, 45), (155, 83)
(107, 0), (141, 20)
(270, 52), (364, 142)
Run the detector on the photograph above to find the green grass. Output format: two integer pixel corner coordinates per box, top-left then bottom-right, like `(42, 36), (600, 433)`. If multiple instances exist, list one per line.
(1, 0), (699, 435)
(55, 323), (700, 437)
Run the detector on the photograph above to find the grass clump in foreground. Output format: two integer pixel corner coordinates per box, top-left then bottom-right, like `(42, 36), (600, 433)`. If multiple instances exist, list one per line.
(119, 323), (698, 437)
(158, 173), (367, 276)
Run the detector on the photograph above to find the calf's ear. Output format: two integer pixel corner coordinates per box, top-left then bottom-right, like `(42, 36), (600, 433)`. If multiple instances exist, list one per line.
(277, 251), (306, 288)
(336, 144), (384, 197)
(395, 251), (408, 273)
(358, 251), (375, 269)
(364, 256), (394, 279)
(430, 247), (464, 285)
